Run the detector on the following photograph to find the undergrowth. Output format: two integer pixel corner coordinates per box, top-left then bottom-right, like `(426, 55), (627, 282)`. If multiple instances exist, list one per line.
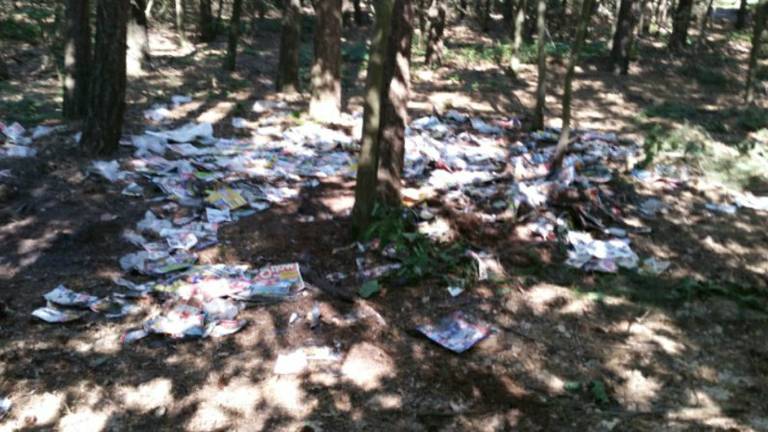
(363, 205), (475, 288)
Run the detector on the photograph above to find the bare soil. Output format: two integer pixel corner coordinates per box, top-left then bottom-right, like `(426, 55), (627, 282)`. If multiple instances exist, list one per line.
(1, 17), (767, 432)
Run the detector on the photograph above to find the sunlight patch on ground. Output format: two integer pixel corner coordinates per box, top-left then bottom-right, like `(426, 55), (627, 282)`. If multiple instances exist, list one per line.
(319, 194), (354, 214)
(341, 342), (395, 391)
(58, 407), (110, 432)
(187, 405), (233, 431)
(523, 283), (621, 316)
(196, 101), (235, 124)
(627, 320), (686, 355)
(0, 392), (63, 431)
(367, 393), (403, 410)
(119, 378), (174, 412)
(616, 369), (661, 411)
(211, 378), (263, 414)
(265, 375), (314, 414)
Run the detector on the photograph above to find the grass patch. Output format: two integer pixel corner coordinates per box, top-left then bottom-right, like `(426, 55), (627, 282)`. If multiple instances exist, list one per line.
(0, 17), (40, 43)
(443, 39), (608, 67)
(756, 65), (768, 81)
(641, 122), (768, 189)
(643, 101), (699, 121)
(678, 63), (729, 88)
(363, 205), (474, 287)
(0, 94), (60, 124)
(727, 29), (753, 43)
(731, 106), (768, 132)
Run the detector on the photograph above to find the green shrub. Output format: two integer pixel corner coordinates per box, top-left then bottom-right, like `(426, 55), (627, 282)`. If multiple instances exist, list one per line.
(643, 101), (699, 121)
(679, 63), (728, 88)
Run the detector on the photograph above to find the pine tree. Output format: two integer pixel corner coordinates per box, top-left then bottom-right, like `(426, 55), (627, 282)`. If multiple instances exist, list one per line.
(63, 0), (92, 119)
(276, 0), (302, 93)
(309, 0), (343, 123)
(80, 0), (128, 155)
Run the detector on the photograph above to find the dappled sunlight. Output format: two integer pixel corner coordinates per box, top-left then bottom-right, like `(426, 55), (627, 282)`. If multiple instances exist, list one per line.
(265, 375), (314, 414)
(119, 378), (174, 412)
(340, 342), (395, 391)
(1, 5), (768, 431)
(0, 391), (64, 431)
(196, 101), (235, 124)
(615, 369), (661, 411)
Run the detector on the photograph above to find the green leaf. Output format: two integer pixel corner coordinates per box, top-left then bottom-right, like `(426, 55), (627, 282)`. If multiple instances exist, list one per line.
(590, 380), (610, 404)
(358, 280), (381, 298)
(564, 381), (581, 392)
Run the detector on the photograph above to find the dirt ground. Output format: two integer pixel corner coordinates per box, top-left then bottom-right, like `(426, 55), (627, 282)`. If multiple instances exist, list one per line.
(1, 15), (768, 432)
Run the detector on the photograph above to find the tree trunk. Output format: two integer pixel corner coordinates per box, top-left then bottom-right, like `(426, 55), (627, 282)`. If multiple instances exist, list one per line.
(551, 0), (595, 172)
(80, 0), (128, 156)
(695, 0), (714, 50)
(353, 0), (395, 233)
(424, 0), (446, 66)
(746, 0), (767, 103)
(609, 0), (637, 74)
(0, 56), (8, 81)
(145, 0), (154, 20)
(637, 0), (650, 34)
(459, 0), (468, 19)
(258, 0), (267, 19)
(668, 0), (693, 51)
(175, 0), (187, 44)
(657, 0), (669, 35)
(417, 0), (428, 35)
(353, 0), (364, 24)
(217, 0), (225, 22)
(127, 0), (150, 76)
(377, 0), (413, 205)
(510, 0), (525, 71)
(531, 0), (547, 130)
(63, 0), (92, 120)
(276, 0), (301, 93)
(199, 0), (215, 41)
(309, 0), (343, 123)
(223, 0), (242, 70)
(736, 0), (748, 30)
(482, 0), (492, 32)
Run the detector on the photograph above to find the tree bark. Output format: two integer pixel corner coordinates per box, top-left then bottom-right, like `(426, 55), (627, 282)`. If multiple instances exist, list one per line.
(746, 0), (768, 103)
(417, 0), (428, 34)
(199, 0), (215, 41)
(309, 0), (343, 123)
(224, 0), (242, 70)
(736, 0), (748, 30)
(127, 0), (150, 76)
(0, 56), (8, 81)
(668, 0), (693, 51)
(510, 0), (525, 71)
(695, 0), (714, 50)
(63, 0), (92, 120)
(276, 0), (301, 93)
(80, 0), (128, 156)
(424, 0), (446, 66)
(353, 0), (394, 233)
(656, 0), (669, 35)
(531, 0), (547, 130)
(377, 0), (413, 205)
(482, 0), (492, 32)
(609, 0), (637, 74)
(551, 0), (595, 172)
(175, 0), (187, 44)
(637, 0), (650, 34)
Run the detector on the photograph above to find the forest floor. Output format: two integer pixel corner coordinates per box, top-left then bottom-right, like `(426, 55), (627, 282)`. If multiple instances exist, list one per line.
(1, 13), (768, 432)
